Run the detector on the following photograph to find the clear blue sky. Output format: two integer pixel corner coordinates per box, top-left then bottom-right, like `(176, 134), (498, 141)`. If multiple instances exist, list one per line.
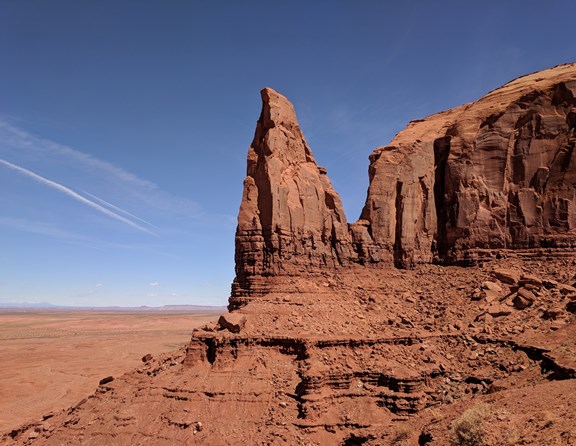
(1, 1), (574, 306)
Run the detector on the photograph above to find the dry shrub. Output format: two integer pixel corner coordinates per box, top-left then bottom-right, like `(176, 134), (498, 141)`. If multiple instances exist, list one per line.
(390, 426), (411, 445)
(540, 410), (557, 429)
(504, 428), (520, 445)
(429, 408), (445, 423)
(451, 403), (491, 446)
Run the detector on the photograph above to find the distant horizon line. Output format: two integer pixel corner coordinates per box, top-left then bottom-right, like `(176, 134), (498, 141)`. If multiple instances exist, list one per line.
(0, 302), (226, 311)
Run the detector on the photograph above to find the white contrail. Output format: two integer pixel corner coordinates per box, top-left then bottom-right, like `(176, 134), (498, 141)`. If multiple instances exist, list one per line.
(0, 158), (155, 235)
(0, 120), (155, 189)
(0, 119), (203, 219)
(80, 189), (157, 228)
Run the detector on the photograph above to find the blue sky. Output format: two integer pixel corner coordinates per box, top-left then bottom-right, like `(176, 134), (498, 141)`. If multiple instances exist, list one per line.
(1, 1), (575, 306)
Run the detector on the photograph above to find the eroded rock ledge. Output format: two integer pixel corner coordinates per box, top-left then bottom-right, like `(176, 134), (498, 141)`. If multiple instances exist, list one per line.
(233, 63), (576, 302)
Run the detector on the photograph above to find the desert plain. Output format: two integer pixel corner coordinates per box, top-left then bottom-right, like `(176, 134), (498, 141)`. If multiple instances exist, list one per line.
(0, 309), (222, 433)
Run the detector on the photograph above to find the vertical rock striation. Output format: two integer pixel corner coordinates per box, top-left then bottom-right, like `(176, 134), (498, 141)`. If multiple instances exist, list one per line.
(232, 88), (353, 301)
(360, 63), (576, 265)
(233, 64), (576, 304)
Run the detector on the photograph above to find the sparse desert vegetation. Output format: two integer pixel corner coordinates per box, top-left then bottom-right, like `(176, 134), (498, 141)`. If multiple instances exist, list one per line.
(451, 403), (490, 446)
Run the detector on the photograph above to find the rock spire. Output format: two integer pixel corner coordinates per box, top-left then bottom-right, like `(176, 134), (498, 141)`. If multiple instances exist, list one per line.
(233, 64), (576, 305)
(232, 88), (353, 300)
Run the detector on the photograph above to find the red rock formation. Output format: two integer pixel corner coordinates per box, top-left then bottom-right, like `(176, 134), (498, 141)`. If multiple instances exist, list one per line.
(4, 64), (576, 446)
(232, 88), (353, 302)
(361, 64), (576, 266)
(234, 64), (576, 292)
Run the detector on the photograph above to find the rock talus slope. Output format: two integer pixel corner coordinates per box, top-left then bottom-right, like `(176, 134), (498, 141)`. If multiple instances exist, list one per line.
(3, 64), (576, 446)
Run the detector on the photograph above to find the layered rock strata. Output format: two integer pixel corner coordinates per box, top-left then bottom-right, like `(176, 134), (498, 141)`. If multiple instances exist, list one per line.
(4, 64), (576, 446)
(234, 64), (576, 303)
(6, 256), (576, 445)
(232, 88), (353, 299)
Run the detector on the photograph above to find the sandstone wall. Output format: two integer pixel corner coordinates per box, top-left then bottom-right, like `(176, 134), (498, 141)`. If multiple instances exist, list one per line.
(233, 88), (354, 298)
(233, 64), (576, 299)
(362, 64), (576, 266)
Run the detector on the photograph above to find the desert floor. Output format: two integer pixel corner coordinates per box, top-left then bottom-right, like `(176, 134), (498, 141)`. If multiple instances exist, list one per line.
(0, 309), (222, 433)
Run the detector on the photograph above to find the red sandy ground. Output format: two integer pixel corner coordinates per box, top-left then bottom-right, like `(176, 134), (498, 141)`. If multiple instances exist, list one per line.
(0, 310), (221, 433)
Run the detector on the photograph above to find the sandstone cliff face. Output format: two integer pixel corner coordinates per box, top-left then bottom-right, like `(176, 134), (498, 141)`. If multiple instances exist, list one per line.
(232, 88), (353, 299)
(364, 63), (576, 266)
(234, 64), (576, 298)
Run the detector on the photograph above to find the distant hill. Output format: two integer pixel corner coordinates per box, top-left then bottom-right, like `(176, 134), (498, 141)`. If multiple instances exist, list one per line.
(0, 302), (225, 312)
(0, 302), (60, 309)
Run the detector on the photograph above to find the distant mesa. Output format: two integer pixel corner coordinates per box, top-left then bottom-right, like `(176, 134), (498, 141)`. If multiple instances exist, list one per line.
(0, 302), (59, 309)
(0, 302), (225, 312)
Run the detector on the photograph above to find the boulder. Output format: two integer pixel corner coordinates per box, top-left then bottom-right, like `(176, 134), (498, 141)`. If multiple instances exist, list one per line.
(487, 304), (513, 317)
(513, 289), (536, 310)
(218, 313), (247, 333)
(481, 281), (503, 302)
(558, 283), (576, 295)
(492, 269), (521, 285)
(519, 274), (543, 288)
(543, 306), (565, 320)
(99, 376), (114, 385)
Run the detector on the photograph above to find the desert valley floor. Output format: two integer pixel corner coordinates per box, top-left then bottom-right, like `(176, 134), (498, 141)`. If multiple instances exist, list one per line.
(0, 310), (221, 433)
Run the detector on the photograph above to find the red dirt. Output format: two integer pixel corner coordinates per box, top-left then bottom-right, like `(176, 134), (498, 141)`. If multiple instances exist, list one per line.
(0, 310), (220, 433)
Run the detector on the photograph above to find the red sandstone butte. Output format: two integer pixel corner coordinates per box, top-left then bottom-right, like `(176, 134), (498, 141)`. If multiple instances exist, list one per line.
(3, 63), (576, 446)
(233, 64), (576, 306)
(232, 88), (353, 302)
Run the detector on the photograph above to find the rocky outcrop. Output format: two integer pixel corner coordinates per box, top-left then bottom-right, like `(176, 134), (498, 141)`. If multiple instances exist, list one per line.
(232, 88), (353, 299)
(234, 64), (576, 300)
(6, 255), (576, 446)
(361, 63), (576, 266)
